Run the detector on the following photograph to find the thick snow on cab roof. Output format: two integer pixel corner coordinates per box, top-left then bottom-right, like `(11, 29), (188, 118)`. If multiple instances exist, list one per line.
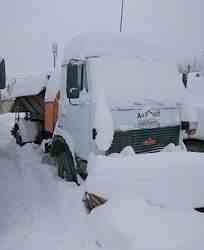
(88, 56), (186, 106)
(63, 32), (170, 64)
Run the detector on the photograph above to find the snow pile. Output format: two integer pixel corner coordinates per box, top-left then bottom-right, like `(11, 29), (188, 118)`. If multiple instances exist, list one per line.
(0, 142), (98, 250)
(2, 114), (204, 249)
(86, 152), (204, 249)
(0, 114), (95, 250)
(89, 196), (204, 250)
(87, 152), (204, 209)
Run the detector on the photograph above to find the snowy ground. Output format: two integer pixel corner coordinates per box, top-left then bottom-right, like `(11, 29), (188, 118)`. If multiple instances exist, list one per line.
(0, 114), (95, 250)
(1, 114), (204, 250)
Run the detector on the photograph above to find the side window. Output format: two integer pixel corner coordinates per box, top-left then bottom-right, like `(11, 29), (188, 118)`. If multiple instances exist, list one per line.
(66, 62), (88, 99)
(66, 63), (79, 98)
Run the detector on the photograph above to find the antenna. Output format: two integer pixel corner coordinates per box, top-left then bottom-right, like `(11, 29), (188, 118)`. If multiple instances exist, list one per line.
(120, 0), (124, 32)
(52, 42), (58, 71)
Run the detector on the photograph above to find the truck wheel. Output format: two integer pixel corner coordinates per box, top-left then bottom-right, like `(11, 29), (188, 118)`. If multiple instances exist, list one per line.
(15, 132), (23, 146)
(184, 139), (204, 152)
(51, 136), (79, 185)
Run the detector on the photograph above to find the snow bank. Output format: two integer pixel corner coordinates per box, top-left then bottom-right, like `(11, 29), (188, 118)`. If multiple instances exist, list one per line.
(0, 142), (98, 250)
(89, 196), (204, 250)
(86, 152), (204, 249)
(2, 114), (204, 250)
(87, 152), (204, 209)
(0, 115), (95, 250)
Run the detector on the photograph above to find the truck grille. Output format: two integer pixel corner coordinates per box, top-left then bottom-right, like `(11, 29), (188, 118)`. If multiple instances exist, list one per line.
(106, 126), (180, 155)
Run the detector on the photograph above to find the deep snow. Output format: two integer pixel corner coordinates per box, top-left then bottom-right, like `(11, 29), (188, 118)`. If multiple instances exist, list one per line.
(1, 114), (204, 249)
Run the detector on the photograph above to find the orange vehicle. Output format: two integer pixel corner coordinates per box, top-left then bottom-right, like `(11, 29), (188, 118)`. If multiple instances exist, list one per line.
(10, 73), (60, 145)
(44, 90), (60, 135)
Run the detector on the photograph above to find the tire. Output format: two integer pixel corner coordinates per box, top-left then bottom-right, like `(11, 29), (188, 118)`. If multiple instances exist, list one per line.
(184, 139), (204, 152)
(51, 136), (79, 185)
(15, 132), (23, 146)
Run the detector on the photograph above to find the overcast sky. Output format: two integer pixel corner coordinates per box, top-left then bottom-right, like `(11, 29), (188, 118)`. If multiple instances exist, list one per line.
(1, 0), (203, 77)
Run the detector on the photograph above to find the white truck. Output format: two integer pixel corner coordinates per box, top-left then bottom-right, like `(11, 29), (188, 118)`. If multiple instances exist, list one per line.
(50, 33), (197, 184)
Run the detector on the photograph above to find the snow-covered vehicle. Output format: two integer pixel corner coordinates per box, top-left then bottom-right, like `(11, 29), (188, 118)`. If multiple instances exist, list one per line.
(9, 73), (60, 145)
(50, 33), (197, 183)
(181, 71), (204, 151)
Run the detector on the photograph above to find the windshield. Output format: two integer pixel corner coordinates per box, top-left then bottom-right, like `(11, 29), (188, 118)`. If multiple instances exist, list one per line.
(87, 57), (186, 107)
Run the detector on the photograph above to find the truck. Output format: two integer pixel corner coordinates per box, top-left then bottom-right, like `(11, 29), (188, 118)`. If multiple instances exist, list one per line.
(50, 33), (198, 184)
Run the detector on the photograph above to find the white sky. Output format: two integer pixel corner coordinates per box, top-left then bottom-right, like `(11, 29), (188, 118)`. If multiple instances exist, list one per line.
(0, 0), (203, 77)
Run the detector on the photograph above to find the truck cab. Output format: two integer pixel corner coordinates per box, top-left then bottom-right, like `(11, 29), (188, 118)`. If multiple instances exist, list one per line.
(51, 33), (197, 182)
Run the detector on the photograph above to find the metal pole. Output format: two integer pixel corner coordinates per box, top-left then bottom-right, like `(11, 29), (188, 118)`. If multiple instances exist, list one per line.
(120, 0), (124, 32)
(52, 42), (58, 71)
(53, 54), (56, 70)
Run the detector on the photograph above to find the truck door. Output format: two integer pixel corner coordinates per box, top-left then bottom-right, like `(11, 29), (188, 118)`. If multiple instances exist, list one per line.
(62, 61), (91, 160)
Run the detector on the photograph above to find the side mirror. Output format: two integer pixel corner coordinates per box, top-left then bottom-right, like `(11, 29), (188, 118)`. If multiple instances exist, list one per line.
(0, 59), (6, 90)
(69, 87), (80, 99)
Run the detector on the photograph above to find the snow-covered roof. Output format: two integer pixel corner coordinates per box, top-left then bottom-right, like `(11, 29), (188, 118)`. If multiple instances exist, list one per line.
(9, 74), (48, 98)
(6, 72), (61, 101)
(63, 32), (169, 65)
